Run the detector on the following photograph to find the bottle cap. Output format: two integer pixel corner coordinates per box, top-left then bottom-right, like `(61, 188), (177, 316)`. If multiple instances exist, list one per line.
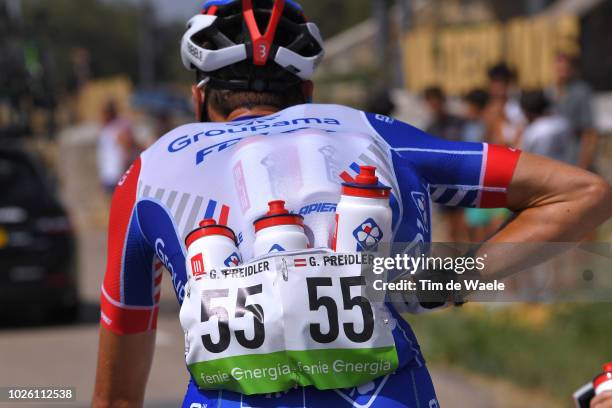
(594, 364), (612, 389)
(254, 200), (304, 232)
(341, 165), (391, 198)
(267, 200), (290, 215)
(185, 218), (237, 248)
(355, 165), (379, 185)
(199, 219), (216, 227)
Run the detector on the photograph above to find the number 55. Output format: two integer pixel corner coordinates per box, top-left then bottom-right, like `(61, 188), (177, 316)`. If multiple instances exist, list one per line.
(307, 276), (374, 344)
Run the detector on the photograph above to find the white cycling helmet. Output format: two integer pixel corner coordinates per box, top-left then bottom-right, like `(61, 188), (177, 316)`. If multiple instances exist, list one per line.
(181, 0), (324, 92)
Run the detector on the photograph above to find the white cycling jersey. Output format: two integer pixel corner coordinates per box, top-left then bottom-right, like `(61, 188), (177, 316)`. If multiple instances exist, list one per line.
(100, 103), (520, 407)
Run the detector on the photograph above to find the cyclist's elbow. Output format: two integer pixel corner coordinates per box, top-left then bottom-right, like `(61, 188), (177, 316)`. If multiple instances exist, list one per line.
(581, 175), (612, 214)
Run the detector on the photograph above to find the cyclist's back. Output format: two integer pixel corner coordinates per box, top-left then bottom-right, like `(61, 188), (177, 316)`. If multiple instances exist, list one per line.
(96, 2), (519, 407)
(102, 102), (522, 407)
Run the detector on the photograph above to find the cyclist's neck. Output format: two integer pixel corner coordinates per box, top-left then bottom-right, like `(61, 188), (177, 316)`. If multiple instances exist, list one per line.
(214, 105), (281, 122)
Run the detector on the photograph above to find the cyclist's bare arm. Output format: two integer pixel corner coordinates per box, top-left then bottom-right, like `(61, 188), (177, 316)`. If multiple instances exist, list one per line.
(592, 392), (612, 408)
(93, 156), (157, 408)
(93, 328), (155, 408)
(477, 152), (612, 278)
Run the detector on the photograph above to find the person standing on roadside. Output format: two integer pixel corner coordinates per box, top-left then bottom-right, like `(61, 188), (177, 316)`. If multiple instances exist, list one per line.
(485, 63), (525, 147)
(547, 52), (598, 170)
(96, 100), (139, 195)
(423, 86), (467, 241)
(423, 86), (464, 142)
(519, 90), (574, 164)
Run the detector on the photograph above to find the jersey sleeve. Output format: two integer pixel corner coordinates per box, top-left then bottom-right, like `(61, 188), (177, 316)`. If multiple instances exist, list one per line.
(364, 112), (521, 208)
(100, 157), (160, 334)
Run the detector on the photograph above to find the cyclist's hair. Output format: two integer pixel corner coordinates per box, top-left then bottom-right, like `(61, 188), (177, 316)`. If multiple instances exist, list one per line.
(206, 84), (306, 118)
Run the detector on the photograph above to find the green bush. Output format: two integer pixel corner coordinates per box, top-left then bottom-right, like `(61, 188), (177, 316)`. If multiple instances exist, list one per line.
(406, 304), (612, 398)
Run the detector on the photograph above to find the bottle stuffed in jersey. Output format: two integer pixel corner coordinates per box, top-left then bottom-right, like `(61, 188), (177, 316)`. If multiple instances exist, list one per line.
(594, 363), (612, 395)
(253, 200), (309, 257)
(185, 219), (242, 280)
(333, 165), (392, 255)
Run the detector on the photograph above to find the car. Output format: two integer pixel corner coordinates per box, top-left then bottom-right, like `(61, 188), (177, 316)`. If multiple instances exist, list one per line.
(0, 145), (78, 323)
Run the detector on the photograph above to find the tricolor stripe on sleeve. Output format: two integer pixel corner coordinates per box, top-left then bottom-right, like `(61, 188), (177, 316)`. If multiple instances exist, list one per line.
(100, 157), (160, 334)
(478, 144), (521, 208)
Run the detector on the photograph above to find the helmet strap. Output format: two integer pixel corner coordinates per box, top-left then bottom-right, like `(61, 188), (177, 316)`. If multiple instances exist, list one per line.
(196, 76), (212, 122)
(201, 87), (211, 122)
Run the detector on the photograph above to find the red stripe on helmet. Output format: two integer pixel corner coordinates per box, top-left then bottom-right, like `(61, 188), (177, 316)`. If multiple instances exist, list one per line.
(206, 5), (218, 15)
(243, 0), (285, 65)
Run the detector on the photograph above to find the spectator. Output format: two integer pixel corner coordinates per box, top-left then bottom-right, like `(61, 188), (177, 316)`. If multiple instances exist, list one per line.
(462, 88), (489, 143)
(96, 100), (139, 195)
(462, 88), (509, 242)
(547, 52), (598, 170)
(485, 62), (525, 147)
(365, 88), (396, 117)
(423, 86), (467, 241)
(519, 90), (574, 164)
(423, 86), (464, 141)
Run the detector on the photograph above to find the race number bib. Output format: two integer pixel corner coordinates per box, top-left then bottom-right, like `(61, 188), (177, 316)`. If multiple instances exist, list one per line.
(179, 250), (398, 395)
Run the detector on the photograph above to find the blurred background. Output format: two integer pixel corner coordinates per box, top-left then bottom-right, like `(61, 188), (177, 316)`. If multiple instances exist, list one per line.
(1, 0), (611, 406)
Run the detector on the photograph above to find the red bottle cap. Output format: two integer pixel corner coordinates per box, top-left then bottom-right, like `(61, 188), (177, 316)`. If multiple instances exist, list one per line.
(199, 219), (216, 227)
(341, 165), (391, 198)
(355, 166), (379, 185)
(594, 364), (612, 389)
(185, 218), (237, 248)
(254, 200), (304, 232)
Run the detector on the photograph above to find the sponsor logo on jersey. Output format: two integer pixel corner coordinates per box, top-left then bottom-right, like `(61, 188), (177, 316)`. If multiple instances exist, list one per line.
(168, 118), (342, 154)
(353, 218), (383, 251)
(334, 374), (391, 407)
(298, 202), (337, 215)
(154, 237), (185, 299)
(411, 191), (429, 233)
(318, 145), (343, 182)
(195, 138), (242, 164)
(374, 113), (394, 124)
(223, 252), (241, 267)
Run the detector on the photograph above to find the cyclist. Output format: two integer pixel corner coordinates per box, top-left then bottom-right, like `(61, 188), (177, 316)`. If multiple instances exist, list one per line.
(93, 1), (612, 407)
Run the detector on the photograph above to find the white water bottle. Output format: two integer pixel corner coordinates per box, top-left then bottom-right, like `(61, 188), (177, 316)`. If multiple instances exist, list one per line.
(253, 200), (309, 257)
(332, 165), (392, 254)
(594, 363), (612, 395)
(185, 219), (242, 280)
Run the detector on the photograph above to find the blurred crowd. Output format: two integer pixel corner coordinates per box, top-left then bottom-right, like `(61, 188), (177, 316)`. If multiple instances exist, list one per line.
(422, 53), (599, 242)
(92, 51), (600, 245)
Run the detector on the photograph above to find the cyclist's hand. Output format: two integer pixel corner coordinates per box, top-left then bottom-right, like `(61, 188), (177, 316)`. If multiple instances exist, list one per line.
(592, 392), (612, 408)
